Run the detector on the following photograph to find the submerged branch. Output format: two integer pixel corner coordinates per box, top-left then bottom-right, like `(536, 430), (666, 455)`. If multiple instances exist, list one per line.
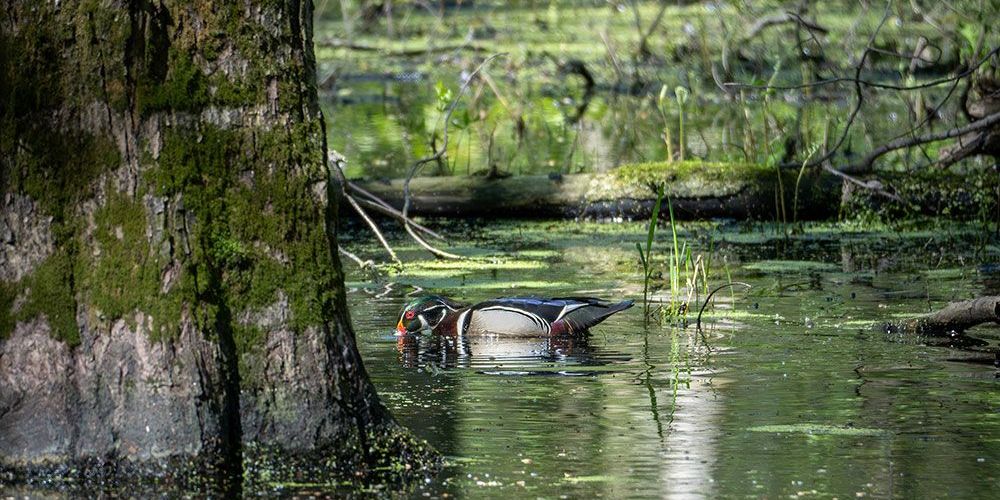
(696, 282), (752, 330)
(885, 296), (1000, 335)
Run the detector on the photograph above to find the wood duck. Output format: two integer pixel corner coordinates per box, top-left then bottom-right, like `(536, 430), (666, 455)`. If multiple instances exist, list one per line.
(395, 296), (634, 337)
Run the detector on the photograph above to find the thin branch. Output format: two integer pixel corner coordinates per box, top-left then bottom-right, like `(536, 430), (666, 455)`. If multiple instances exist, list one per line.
(339, 246), (373, 269)
(726, 45), (1000, 93)
(330, 152), (446, 241)
(351, 195), (445, 241)
(402, 53), (507, 260)
(797, 2), (892, 179)
(743, 11), (829, 41)
(329, 151), (401, 264)
(821, 161), (902, 202)
(883, 76), (961, 146)
(346, 192), (401, 264)
(847, 110), (1000, 172)
(637, 0), (670, 56)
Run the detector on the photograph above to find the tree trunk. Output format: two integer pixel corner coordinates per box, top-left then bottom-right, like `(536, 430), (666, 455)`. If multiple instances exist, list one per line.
(0, 0), (435, 492)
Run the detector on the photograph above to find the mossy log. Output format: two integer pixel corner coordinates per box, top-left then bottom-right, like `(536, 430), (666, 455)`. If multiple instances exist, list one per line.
(885, 297), (1000, 336)
(0, 0), (436, 493)
(351, 161), (842, 220)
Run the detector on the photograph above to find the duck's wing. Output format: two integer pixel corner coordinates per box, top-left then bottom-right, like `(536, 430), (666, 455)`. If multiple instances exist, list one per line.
(548, 297), (635, 333)
(473, 297), (592, 323)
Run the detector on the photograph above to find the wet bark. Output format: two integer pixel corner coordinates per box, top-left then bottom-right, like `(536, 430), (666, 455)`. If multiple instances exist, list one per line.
(0, 0), (436, 492)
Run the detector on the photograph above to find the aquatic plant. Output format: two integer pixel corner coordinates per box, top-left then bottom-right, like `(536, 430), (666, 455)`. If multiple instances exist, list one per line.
(674, 86), (689, 162)
(666, 194), (683, 318)
(636, 186), (664, 322)
(657, 85), (673, 161)
(792, 143), (821, 225)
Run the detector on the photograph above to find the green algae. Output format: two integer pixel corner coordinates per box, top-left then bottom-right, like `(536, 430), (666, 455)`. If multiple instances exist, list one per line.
(561, 475), (613, 483)
(743, 260), (841, 274)
(748, 424), (889, 437)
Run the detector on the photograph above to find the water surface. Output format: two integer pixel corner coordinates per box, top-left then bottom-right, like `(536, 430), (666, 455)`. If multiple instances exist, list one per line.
(345, 220), (1000, 498)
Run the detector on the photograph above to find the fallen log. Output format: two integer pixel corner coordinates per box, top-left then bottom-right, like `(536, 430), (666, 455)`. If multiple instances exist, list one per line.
(316, 38), (488, 56)
(349, 161), (841, 220)
(885, 296), (1000, 335)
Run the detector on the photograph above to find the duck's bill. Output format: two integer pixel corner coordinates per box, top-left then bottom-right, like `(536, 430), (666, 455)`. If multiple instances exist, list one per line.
(395, 320), (406, 335)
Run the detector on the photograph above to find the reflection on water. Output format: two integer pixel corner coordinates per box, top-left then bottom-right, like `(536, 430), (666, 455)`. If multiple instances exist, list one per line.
(395, 330), (628, 374)
(347, 222), (1000, 498)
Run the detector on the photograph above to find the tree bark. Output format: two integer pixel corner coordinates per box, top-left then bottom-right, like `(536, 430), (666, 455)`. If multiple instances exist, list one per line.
(0, 0), (435, 492)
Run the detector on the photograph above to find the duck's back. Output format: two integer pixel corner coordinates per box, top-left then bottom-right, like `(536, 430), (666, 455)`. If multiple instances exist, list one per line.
(461, 297), (632, 336)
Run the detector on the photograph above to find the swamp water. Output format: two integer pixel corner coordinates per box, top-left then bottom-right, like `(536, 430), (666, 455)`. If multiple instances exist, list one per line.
(339, 220), (1000, 498)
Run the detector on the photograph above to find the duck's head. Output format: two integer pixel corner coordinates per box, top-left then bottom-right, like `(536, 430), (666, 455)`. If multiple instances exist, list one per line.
(396, 296), (460, 334)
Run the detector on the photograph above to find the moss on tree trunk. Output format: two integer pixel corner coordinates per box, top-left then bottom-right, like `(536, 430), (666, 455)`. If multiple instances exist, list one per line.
(1, 0), (436, 493)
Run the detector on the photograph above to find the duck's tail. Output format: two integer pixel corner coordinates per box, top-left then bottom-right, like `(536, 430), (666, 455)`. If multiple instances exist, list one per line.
(553, 297), (634, 333)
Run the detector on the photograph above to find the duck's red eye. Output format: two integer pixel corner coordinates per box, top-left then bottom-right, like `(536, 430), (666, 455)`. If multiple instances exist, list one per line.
(405, 311), (416, 319)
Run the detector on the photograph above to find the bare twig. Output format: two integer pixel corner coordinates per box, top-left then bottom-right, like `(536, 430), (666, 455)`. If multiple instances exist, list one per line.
(883, 77), (961, 147)
(743, 10), (829, 41)
(600, 30), (626, 83)
(330, 152), (447, 243)
(637, 0), (670, 57)
(821, 161), (901, 202)
(345, 192), (401, 264)
(329, 152), (401, 264)
(796, 2), (893, 186)
(402, 53), (507, 260)
(351, 195), (446, 241)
